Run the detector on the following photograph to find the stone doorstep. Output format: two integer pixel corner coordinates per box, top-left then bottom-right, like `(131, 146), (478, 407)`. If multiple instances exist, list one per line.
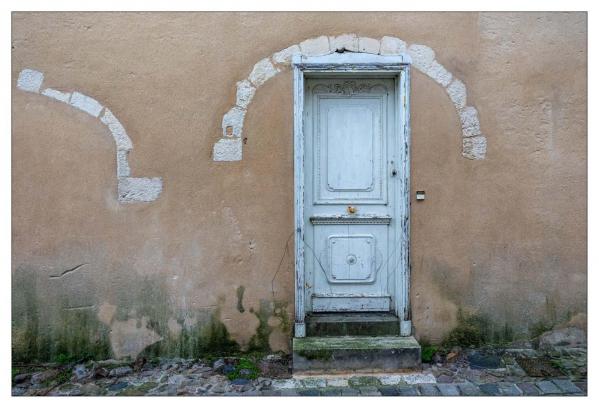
(293, 335), (421, 374)
(306, 312), (400, 337)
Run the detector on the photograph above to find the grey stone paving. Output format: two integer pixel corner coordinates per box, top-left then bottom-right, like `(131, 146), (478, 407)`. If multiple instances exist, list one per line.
(12, 346), (587, 397)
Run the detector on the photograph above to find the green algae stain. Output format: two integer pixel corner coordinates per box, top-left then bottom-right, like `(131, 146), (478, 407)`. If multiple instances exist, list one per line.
(12, 266), (111, 363)
(442, 309), (515, 348)
(297, 349), (333, 361)
(236, 286), (245, 313)
(247, 299), (290, 352)
(139, 311), (240, 359)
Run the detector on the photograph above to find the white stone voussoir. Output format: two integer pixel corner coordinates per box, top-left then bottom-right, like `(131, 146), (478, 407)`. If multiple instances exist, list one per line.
(100, 109), (134, 151)
(459, 106), (481, 137)
(235, 80), (256, 109)
(222, 106), (246, 138)
(272, 44), (301, 65)
(446, 78), (467, 110)
(17, 69), (44, 93)
(41, 88), (71, 103)
(462, 136), (487, 160)
(249, 58), (280, 87)
(407, 44), (436, 72)
(300, 36), (331, 57)
(116, 150), (131, 177)
(380, 36), (407, 55)
(329, 34), (359, 53)
(426, 60), (453, 87)
(358, 37), (381, 54)
(213, 138), (242, 161)
(69, 91), (103, 117)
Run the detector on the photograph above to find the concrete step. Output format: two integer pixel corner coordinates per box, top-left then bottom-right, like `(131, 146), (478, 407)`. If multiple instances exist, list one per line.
(306, 312), (400, 337)
(293, 335), (421, 374)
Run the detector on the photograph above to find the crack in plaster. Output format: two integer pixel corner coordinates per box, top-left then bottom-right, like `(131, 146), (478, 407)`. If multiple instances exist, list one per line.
(49, 263), (88, 279)
(213, 34), (487, 161)
(17, 69), (163, 203)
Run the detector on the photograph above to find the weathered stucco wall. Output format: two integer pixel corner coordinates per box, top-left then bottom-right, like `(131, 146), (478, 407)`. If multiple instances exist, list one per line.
(12, 12), (586, 361)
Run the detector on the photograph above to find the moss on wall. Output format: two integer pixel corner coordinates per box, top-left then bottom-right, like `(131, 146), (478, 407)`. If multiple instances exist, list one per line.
(12, 267), (111, 363)
(441, 309), (515, 348)
(247, 300), (290, 352)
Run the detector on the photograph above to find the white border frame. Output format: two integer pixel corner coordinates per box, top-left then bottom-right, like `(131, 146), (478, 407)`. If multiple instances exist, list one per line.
(293, 52), (412, 337)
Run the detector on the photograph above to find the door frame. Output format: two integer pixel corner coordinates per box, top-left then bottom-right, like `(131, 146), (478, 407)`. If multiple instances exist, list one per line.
(293, 52), (412, 337)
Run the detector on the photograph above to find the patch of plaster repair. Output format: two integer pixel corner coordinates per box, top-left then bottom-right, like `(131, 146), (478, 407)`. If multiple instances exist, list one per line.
(213, 34), (486, 161)
(16, 69), (163, 203)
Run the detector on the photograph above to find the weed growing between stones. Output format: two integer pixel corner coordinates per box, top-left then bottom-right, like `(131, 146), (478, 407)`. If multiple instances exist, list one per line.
(419, 339), (438, 363)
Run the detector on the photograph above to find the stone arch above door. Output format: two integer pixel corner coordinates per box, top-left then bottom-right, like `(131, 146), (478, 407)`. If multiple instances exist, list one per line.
(213, 34), (487, 162)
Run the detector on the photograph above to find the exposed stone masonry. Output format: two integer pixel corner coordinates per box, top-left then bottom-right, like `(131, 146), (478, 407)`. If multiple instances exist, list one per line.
(214, 33), (487, 161)
(16, 69), (163, 203)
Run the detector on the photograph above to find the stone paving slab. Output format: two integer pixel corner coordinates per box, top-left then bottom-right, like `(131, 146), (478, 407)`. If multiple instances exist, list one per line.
(537, 380), (563, 395)
(517, 382), (541, 396)
(437, 383), (460, 396)
(458, 382), (484, 396)
(418, 383), (440, 396)
(552, 379), (583, 394)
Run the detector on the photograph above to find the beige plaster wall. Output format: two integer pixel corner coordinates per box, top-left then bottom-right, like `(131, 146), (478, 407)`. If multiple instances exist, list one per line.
(11, 12), (586, 360)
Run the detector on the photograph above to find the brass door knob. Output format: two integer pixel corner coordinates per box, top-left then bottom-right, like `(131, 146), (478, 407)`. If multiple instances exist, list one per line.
(347, 206), (357, 214)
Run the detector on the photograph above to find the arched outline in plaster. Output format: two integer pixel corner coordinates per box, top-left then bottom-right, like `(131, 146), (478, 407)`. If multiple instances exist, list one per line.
(213, 34), (487, 161)
(16, 69), (162, 203)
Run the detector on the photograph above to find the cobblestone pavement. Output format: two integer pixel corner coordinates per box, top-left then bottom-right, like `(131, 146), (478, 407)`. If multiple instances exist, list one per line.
(12, 347), (586, 396)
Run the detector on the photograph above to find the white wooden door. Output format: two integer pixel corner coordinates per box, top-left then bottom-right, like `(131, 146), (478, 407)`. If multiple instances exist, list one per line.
(304, 77), (399, 313)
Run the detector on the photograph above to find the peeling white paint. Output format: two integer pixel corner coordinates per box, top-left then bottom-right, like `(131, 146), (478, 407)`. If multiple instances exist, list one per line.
(459, 106), (482, 137)
(446, 78), (467, 110)
(248, 58), (279, 87)
(235, 80), (256, 109)
(17, 68), (163, 202)
(380, 36), (407, 55)
(272, 44), (301, 65)
(213, 137), (242, 161)
(299, 35), (331, 56)
(214, 34), (487, 160)
(221, 106), (246, 138)
(462, 135), (487, 160)
(100, 109), (134, 151)
(358, 37), (381, 54)
(69, 91), (104, 117)
(17, 69), (44, 93)
(329, 33), (359, 53)
(118, 177), (163, 203)
(41, 88), (71, 103)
